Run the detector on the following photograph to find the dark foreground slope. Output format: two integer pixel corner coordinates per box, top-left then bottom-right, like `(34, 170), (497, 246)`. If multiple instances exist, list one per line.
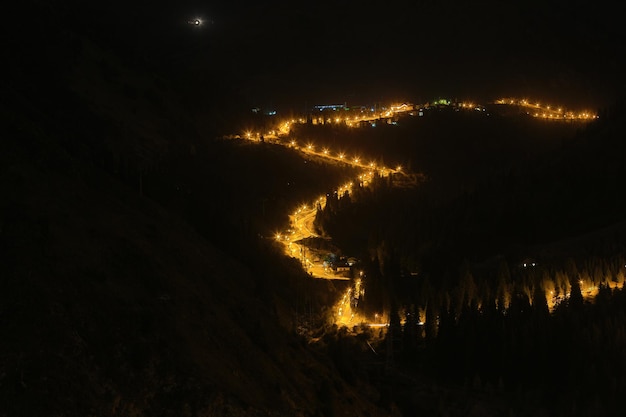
(0, 126), (387, 416)
(0, 3), (393, 416)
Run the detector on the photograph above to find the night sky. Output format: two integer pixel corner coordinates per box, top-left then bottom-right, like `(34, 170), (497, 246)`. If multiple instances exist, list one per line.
(60, 0), (625, 111)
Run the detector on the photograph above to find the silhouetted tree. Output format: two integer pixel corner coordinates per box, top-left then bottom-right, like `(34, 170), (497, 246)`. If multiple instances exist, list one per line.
(531, 282), (549, 319)
(457, 261), (478, 312)
(569, 276), (583, 309)
(496, 260), (512, 311)
(424, 299), (438, 342)
(402, 304), (419, 351)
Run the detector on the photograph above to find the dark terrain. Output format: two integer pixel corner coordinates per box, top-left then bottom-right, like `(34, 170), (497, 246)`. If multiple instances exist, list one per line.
(1, 3), (393, 416)
(3, 1), (626, 416)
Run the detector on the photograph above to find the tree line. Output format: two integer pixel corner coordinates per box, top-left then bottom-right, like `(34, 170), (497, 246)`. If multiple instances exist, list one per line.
(310, 97), (626, 415)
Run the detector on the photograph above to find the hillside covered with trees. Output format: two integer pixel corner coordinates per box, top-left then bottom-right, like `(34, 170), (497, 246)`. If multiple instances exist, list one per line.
(311, 98), (626, 415)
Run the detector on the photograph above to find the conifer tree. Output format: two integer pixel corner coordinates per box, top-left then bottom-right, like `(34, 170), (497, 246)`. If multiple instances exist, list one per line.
(496, 260), (512, 311)
(532, 282), (549, 318)
(569, 276), (583, 309)
(425, 299), (438, 341)
(402, 304), (419, 351)
(457, 260), (478, 312)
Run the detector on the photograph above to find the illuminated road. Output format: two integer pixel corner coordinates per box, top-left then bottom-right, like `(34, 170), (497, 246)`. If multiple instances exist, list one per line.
(228, 96), (598, 326)
(276, 200), (350, 281)
(277, 201), (372, 326)
(494, 98), (598, 121)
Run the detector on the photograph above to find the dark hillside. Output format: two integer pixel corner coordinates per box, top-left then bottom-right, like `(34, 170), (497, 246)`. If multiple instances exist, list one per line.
(0, 124), (386, 416)
(312, 99), (626, 266)
(0, 123), (389, 416)
(291, 108), (584, 202)
(422, 98), (626, 260)
(307, 100), (626, 416)
(0, 2), (394, 416)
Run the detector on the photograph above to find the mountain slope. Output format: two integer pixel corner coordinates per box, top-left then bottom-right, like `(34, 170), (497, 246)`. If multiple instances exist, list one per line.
(0, 3), (394, 416)
(0, 125), (390, 415)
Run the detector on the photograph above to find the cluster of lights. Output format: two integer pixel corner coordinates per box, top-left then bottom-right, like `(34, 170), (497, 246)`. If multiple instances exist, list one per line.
(299, 102), (415, 128)
(237, 97), (595, 143)
(244, 96), (597, 325)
